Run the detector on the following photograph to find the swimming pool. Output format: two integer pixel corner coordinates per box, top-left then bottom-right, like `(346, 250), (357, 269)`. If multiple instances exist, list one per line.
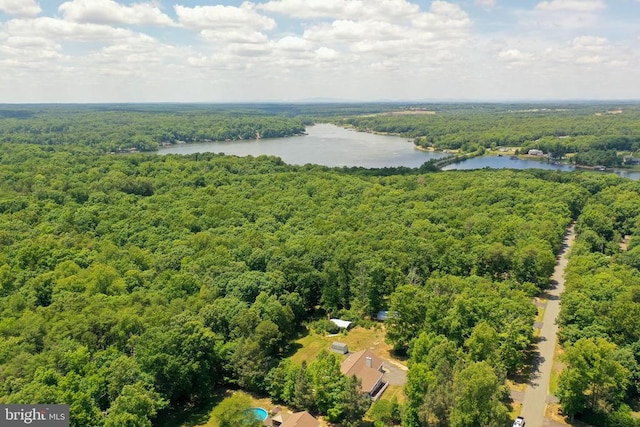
(248, 407), (268, 421)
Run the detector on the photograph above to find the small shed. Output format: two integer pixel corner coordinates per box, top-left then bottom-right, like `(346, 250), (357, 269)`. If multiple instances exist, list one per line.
(331, 342), (349, 354)
(330, 318), (352, 329)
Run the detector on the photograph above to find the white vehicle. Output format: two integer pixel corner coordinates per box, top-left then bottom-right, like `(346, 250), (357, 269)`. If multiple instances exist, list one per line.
(513, 416), (525, 427)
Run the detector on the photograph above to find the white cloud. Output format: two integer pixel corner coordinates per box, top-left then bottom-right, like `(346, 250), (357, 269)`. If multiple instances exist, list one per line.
(498, 48), (534, 63)
(175, 3), (276, 31)
(5, 17), (138, 42)
(0, 34), (63, 67)
(570, 35), (608, 52)
(303, 2), (471, 50)
(575, 55), (602, 64)
(413, 2), (471, 35)
(59, 0), (175, 26)
(84, 34), (180, 75)
(259, 0), (419, 22)
(315, 46), (339, 61)
(496, 34), (621, 71)
(226, 42), (272, 58)
(0, 0), (41, 17)
(276, 36), (311, 51)
(304, 20), (406, 43)
(535, 0), (606, 12)
(475, 0), (497, 8)
(1, 35), (58, 49)
(200, 30), (268, 44)
(1, 0), (639, 102)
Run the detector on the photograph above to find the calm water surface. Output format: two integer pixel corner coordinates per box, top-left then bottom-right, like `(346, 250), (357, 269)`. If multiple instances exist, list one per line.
(158, 123), (446, 168)
(442, 156), (575, 172)
(158, 124), (640, 179)
(444, 155), (640, 180)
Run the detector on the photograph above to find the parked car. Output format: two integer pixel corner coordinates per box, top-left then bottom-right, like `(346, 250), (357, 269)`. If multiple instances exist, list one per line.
(513, 416), (525, 427)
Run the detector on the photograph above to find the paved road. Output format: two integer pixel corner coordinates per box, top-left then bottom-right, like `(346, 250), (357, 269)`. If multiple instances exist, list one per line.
(519, 225), (575, 427)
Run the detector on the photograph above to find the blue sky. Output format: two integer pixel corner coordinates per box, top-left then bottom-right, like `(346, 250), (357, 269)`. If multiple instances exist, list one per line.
(0, 0), (639, 102)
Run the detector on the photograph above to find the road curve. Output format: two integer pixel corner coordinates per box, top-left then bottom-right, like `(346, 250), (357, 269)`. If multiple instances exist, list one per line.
(519, 224), (576, 427)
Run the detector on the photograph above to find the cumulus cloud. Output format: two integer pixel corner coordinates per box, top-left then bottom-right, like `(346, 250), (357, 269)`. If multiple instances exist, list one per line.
(259, 0), (419, 22)
(304, 20), (406, 43)
(498, 34), (617, 69)
(276, 36), (311, 52)
(413, 1), (471, 34)
(5, 17), (138, 42)
(314, 46), (339, 61)
(175, 3), (276, 31)
(0, 34), (62, 66)
(59, 0), (175, 26)
(85, 34), (180, 73)
(200, 30), (268, 44)
(303, 2), (470, 48)
(1, 0), (639, 102)
(0, 0), (41, 17)
(535, 0), (606, 12)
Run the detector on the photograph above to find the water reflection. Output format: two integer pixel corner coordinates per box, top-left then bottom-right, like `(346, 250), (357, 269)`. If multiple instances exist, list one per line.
(444, 155), (640, 180)
(158, 125), (640, 180)
(158, 123), (447, 168)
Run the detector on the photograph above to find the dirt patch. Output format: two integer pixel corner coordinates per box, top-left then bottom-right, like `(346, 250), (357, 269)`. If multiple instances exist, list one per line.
(621, 235), (631, 251)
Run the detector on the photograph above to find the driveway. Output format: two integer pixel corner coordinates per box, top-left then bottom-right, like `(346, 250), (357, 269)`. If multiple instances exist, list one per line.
(519, 225), (575, 427)
(382, 360), (407, 386)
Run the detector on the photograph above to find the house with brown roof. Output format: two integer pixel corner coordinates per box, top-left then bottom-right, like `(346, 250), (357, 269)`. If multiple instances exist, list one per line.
(273, 411), (320, 427)
(340, 349), (387, 400)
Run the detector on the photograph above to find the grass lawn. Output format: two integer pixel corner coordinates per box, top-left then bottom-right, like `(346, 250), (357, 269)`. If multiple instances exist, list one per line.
(289, 333), (333, 364)
(289, 325), (406, 368)
(535, 303), (546, 324)
(380, 385), (405, 404)
(549, 343), (565, 397)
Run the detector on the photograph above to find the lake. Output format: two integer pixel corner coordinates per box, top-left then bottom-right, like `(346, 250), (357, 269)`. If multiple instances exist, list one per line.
(443, 156), (575, 172)
(443, 154), (640, 180)
(158, 123), (446, 168)
(158, 123), (640, 179)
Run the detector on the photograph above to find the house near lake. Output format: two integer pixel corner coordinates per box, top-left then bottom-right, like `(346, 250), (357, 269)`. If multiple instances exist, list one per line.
(340, 349), (387, 401)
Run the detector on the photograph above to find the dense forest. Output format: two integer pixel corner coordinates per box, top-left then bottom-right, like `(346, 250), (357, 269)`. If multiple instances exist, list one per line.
(1, 104), (640, 426)
(0, 106), (307, 152)
(557, 180), (640, 426)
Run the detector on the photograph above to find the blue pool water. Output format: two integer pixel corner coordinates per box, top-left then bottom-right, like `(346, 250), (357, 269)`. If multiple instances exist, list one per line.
(249, 407), (268, 421)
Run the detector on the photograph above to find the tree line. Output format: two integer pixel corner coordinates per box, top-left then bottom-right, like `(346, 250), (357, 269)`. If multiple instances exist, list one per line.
(557, 177), (640, 426)
(0, 106), (306, 152)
